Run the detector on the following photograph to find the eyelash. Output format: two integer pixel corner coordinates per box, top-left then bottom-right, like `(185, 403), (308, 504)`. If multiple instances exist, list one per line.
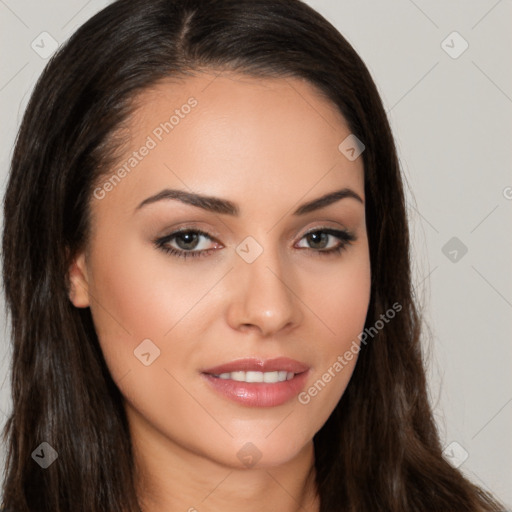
(154, 227), (356, 260)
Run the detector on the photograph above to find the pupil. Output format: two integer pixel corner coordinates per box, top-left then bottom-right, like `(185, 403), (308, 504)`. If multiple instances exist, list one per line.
(308, 232), (327, 249)
(177, 232), (199, 250)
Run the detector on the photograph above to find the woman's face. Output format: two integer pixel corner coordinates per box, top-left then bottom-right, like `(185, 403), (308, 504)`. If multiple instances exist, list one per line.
(69, 71), (371, 469)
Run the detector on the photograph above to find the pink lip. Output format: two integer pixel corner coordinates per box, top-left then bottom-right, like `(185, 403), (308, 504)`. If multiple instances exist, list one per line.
(201, 357), (310, 408)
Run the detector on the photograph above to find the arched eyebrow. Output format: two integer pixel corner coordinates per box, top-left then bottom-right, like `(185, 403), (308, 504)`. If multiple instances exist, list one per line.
(134, 187), (363, 216)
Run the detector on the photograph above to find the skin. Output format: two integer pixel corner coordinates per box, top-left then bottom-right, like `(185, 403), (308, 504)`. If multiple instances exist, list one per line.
(68, 71), (371, 512)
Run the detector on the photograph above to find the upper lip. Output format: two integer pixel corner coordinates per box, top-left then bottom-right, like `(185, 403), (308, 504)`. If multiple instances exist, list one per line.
(202, 357), (309, 375)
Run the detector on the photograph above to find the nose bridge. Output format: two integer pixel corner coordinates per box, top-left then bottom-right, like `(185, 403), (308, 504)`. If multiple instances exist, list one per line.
(227, 235), (301, 335)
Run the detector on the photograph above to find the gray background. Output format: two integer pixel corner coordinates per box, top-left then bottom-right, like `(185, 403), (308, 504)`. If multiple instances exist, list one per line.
(0, 0), (511, 506)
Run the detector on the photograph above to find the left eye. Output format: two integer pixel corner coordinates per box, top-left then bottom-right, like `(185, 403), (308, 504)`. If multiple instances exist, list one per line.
(167, 230), (213, 251)
(297, 229), (346, 251)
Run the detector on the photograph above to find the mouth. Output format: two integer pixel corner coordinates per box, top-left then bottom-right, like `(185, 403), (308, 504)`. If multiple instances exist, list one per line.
(202, 356), (309, 376)
(211, 370), (296, 383)
(201, 357), (310, 407)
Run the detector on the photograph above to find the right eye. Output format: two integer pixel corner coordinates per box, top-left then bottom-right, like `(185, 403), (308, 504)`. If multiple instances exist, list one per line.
(154, 228), (223, 260)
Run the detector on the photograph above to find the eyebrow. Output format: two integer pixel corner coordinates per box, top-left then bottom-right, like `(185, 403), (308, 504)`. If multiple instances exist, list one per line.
(135, 187), (363, 216)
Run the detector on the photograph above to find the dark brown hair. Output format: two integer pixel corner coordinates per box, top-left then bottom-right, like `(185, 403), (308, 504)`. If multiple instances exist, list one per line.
(1, 0), (507, 510)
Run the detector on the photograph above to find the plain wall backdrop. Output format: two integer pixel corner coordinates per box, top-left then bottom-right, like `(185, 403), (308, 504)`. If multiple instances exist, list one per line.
(0, 0), (511, 506)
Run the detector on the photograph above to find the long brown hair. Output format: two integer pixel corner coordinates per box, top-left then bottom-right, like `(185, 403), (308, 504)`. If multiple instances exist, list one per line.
(1, 0), (506, 510)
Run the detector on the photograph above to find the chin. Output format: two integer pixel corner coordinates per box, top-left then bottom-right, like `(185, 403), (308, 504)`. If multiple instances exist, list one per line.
(212, 433), (314, 470)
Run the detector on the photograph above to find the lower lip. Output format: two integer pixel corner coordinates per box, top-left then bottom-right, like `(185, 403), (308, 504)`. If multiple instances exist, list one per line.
(202, 371), (309, 407)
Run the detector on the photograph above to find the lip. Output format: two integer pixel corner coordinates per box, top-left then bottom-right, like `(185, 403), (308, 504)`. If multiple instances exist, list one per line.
(201, 357), (310, 408)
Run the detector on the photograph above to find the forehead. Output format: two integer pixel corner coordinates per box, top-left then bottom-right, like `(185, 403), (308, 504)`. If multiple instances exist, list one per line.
(130, 71), (351, 144)
(92, 71), (364, 220)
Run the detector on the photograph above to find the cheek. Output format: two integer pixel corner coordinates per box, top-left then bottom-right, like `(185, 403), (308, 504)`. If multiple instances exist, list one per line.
(85, 232), (222, 379)
(297, 246), (371, 417)
(307, 246), (371, 346)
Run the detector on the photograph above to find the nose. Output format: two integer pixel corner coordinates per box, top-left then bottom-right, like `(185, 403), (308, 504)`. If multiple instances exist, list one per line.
(225, 245), (303, 337)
